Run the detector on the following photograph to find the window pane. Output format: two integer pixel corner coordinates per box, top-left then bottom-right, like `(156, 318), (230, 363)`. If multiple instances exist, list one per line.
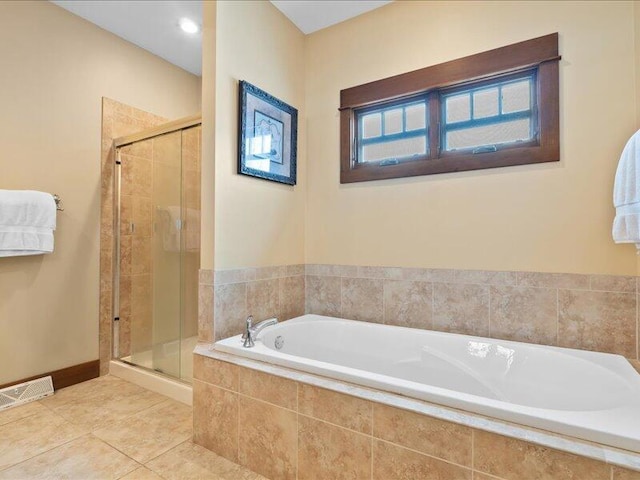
(473, 88), (499, 119)
(384, 109), (403, 135)
(446, 119), (531, 151)
(405, 103), (426, 131)
(446, 94), (470, 123)
(502, 80), (531, 113)
(362, 136), (426, 163)
(362, 113), (382, 139)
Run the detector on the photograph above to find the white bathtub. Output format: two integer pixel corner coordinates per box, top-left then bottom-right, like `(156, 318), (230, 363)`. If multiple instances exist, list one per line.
(214, 314), (640, 453)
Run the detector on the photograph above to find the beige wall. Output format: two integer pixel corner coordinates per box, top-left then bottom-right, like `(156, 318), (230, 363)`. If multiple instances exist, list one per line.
(0, 1), (200, 384)
(305, 1), (638, 275)
(636, 1), (640, 127)
(212, 0), (306, 270)
(201, 1), (216, 271)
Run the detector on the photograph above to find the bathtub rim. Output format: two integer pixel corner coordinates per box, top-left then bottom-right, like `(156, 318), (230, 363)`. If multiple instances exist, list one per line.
(193, 344), (640, 473)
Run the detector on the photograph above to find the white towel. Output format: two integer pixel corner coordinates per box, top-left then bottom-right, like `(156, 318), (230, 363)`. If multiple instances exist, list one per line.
(613, 129), (640, 250)
(0, 190), (57, 257)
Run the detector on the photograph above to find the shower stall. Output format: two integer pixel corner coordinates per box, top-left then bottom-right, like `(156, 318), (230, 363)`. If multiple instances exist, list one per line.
(112, 116), (201, 383)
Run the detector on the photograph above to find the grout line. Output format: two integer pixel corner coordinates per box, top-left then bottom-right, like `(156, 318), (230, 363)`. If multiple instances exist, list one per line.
(340, 277), (344, 317)
(488, 286), (492, 338)
(370, 401), (375, 479)
(382, 279), (386, 325)
(370, 432), (374, 480)
(471, 429), (475, 471)
(556, 289), (560, 346)
(296, 384), (299, 480)
(375, 438), (474, 472)
(431, 282), (435, 330)
(236, 388), (240, 464)
(300, 411), (370, 440)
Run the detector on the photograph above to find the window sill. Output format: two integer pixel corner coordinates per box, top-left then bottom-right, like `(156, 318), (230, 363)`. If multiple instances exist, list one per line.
(340, 144), (559, 183)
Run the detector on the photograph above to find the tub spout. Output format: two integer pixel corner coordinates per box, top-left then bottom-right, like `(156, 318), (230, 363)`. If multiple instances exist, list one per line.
(242, 316), (278, 348)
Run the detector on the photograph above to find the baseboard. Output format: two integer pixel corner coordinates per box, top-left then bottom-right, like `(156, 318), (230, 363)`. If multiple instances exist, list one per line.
(0, 360), (100, 391)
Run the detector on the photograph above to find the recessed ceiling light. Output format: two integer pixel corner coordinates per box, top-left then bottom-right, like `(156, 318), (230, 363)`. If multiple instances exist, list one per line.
(179, 18), (199, 34)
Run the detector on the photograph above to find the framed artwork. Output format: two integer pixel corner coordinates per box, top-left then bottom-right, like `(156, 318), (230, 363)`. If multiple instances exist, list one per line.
(238, 80), (298, 185)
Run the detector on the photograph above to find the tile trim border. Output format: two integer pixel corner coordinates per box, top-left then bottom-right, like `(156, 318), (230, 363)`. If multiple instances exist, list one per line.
(212, 264), (637, 292)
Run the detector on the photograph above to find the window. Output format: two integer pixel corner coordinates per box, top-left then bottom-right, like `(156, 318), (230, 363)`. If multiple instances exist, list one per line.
(357, 98), (428, 163)
(340, 34), (560, 183)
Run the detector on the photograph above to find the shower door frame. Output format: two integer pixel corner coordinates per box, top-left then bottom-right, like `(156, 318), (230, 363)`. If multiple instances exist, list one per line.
(112, 114), (201, 379)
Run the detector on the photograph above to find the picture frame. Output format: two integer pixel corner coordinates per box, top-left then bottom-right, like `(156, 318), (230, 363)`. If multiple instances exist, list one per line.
(238, 80), (298, 185)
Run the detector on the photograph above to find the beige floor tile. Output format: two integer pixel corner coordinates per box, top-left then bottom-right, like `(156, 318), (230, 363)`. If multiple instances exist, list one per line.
(49, 386), (167, 431)
(0, 434), (139, 480)
(0, 401), (48, 427)
(0, 408), (86, 470)
(40, 375), (144, 410)
(146, 440), (267, 480)
(118, 466), (165, 480)
(93, 399), (192, 463)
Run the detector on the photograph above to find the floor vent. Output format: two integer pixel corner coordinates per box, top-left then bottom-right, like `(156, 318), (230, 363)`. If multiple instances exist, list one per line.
(0, 376), (54, 411)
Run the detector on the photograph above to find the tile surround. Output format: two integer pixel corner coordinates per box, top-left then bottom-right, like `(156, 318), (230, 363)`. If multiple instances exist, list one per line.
(197, 264), (639, 477)
(433, 282), (489, 336)
(193, 351), (640, 479)
(300, 264), (639, 363)
(100, 99), (169, 374)
(372, 403), (473, 466)
(558, 289), (636, 357)
(298, 415), (371, 480)
(298, 384), (372, 434)
(200, 265), (306, 342)
(237, 396), (297, 480)
(205, 263), (639, 363)
(373, 439), (472, 480)
(193, 380), (238, 462)
(489, 286), (558, 345)
(474, 430), (611, 480)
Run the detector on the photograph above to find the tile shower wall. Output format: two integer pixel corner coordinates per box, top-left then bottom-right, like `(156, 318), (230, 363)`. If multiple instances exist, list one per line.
(305, 265), (640, 364)
(193, 355), (640, 480)
(101, 100), (201, 374)
(100, 98), (168, 375)
(118, 137), (154, 358)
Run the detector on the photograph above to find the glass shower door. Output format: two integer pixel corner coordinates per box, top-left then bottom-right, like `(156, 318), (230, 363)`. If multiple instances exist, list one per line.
(148, 130), (182, 378)
(179, 125), (201, 382)
(115, 121), (201, 383)
(117, 130), (182, 379)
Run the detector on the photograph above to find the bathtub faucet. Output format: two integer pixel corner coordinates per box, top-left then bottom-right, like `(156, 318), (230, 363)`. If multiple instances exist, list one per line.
(242, 316), (278, 348)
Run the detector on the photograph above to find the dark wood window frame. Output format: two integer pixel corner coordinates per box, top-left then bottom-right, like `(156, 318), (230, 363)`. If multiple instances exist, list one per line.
(339, 33), (560, 183)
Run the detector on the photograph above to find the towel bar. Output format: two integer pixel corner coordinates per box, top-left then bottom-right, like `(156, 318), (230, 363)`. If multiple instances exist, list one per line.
(53, 194), (64, 211)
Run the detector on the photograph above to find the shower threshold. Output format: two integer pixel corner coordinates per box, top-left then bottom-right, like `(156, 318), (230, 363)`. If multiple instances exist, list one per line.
(111, 335), (198, 406)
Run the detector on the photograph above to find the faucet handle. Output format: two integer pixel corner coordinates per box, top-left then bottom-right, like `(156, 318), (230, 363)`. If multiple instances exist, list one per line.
(242, 315), (255, 348)
(241, 315), (254, 343)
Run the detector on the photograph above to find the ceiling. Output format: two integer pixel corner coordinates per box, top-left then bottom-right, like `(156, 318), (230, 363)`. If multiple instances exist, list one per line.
(51, 1), (391, 77)
(51, 1), (203, 75)
(271, 1), (391, 35)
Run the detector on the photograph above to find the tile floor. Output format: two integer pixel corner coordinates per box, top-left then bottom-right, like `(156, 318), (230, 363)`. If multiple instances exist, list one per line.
(0, 375), (266, 479)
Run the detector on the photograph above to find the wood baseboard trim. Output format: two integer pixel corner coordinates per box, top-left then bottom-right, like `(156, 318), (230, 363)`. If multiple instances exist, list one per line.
(0, 360), (100, 391)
